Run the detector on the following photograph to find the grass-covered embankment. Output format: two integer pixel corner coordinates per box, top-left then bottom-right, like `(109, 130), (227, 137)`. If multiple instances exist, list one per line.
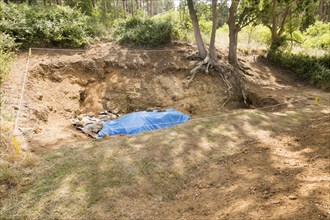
(269, 52), (330, 91)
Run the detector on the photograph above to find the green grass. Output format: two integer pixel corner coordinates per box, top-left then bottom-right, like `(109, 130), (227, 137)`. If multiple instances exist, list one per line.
(0, 166), (19, 187)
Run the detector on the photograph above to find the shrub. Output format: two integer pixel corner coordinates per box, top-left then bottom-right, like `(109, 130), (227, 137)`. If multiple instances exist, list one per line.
(268, 51), (330, 90)
(0, 33), (17, 84)
(303, 22), (330, 50)
(154, 10), (212, 42)
(113, 16), (173, 47)
(199, 19), (213, 35)
(154, 10), (191, 41)
(0, 2), (93, 47)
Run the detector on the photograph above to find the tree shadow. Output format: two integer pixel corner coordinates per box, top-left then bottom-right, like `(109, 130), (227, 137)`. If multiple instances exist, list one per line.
(2, 103), (329, 219)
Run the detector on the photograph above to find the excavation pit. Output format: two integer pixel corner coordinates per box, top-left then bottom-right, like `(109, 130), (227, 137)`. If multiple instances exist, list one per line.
(10, 43), (281, 151)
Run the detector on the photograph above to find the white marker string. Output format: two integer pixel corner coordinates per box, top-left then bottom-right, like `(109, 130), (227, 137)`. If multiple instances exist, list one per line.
(13, 49), (32, 136)
(30, 47), (195, 53)
(30, 47), (87, 52)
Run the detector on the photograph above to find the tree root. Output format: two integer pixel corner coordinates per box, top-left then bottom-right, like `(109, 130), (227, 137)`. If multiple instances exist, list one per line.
(185, 53), (250, 108)
(185, 56), (210, 87)
(239, 74), (249, 108)
(185, 53), (234, 107)
(218, 71), (232, 107)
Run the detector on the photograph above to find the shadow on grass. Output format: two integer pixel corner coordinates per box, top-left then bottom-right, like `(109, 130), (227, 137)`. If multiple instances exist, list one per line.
(1, 104), (329, 219)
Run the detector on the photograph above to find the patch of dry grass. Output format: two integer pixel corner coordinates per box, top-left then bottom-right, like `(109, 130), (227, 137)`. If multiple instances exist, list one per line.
(1, 103), (328, 219)
(0, 106), (40, 200)
(0, 120), (14, 158)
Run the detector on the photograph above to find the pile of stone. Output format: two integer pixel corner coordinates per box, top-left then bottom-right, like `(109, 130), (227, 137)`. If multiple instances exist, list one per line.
(72, 111), (122, 138)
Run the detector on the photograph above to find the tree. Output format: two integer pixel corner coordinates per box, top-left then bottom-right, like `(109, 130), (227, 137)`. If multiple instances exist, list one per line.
(186, 0), (222, 68)
(318, 0), (328, 22)
(300, 0), (318, 31)
(260, 0), (314, 53)
(269, 0), (290, 51)
(187, 0), (207, 59)
(228, 0), (240, 66)
(208, 0), (221, 67)
(227, 0), (261, 66)
(187, 0), (229, 87)
(217, 0), (229, 27)
(163, 0), (175, 11)
(187, 0), (222, 72)
(78, 0), (94, 15)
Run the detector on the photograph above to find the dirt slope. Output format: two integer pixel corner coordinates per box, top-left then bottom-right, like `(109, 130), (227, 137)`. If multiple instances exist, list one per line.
(2, 42), (244, 153)
(3, 42), (328, 153)
(154, 114), (330, 220)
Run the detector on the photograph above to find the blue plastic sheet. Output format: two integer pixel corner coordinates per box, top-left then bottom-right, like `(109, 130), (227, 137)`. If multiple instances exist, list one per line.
(97, 109), (190, 137)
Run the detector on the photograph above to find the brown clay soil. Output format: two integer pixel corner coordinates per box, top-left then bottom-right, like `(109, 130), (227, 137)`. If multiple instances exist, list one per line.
(2, 42), (245, 153)
(0, 42), (329, 219)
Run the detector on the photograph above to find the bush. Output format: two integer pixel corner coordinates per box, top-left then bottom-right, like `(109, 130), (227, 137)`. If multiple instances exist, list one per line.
(154, 10), (191, 41)
(303, 22), (330, 50)
(155, 10), (212, 42)
(113, 16), (173, 47)
(0, 2), (93, 47)
(199, 19), (213, 35)
(0, 33), (17, 84)
(268, 51), (330, 90)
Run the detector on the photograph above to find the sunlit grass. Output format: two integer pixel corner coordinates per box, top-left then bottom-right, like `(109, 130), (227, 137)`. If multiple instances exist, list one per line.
(1, 103), (328, 218)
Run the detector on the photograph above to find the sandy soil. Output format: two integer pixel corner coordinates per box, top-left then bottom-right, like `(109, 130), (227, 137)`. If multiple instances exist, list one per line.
(3, 42), (242, 153)
(152, 115), (330, 220)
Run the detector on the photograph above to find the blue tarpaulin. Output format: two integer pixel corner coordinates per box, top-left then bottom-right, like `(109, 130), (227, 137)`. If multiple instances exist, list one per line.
(97, 109), (190, 137)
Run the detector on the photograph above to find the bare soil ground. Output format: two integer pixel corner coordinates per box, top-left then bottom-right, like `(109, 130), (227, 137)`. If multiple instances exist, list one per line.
(2, 42), (244, 153)
(0, 42), (329, 219)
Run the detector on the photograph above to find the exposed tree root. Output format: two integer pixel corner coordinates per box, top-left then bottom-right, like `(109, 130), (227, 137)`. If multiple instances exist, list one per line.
(185, 56), (210, 87)
(185, 54), (222, 87)
(185, 53), (234, 106)
(238, 71), (249, 108)
(186, 53), (249, 108)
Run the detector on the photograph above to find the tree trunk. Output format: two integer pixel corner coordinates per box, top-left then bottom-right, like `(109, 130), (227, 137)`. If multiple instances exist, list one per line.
(270, 0), (278, 43)
(187, 0), (207, 59)
(269, 0), (294, 53)
(186, 0), (234, 98)
(228, 29), (239, 66)
(147, 0), (150, 15)
(150, 0), (153, 15)
(122, 0), (126, 12)
(131, 0), (134, 14)
(268, 0), (282, 53)
(209, 0), (218, 51)
(228, 0), (240, 66)
(318, 0), (327, 21)
(136, 0), (139, 10)
(208, 0), (219, 63)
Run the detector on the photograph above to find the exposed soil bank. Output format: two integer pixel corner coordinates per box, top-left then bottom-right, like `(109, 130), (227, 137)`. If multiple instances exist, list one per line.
(2, 42), (328, 153)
